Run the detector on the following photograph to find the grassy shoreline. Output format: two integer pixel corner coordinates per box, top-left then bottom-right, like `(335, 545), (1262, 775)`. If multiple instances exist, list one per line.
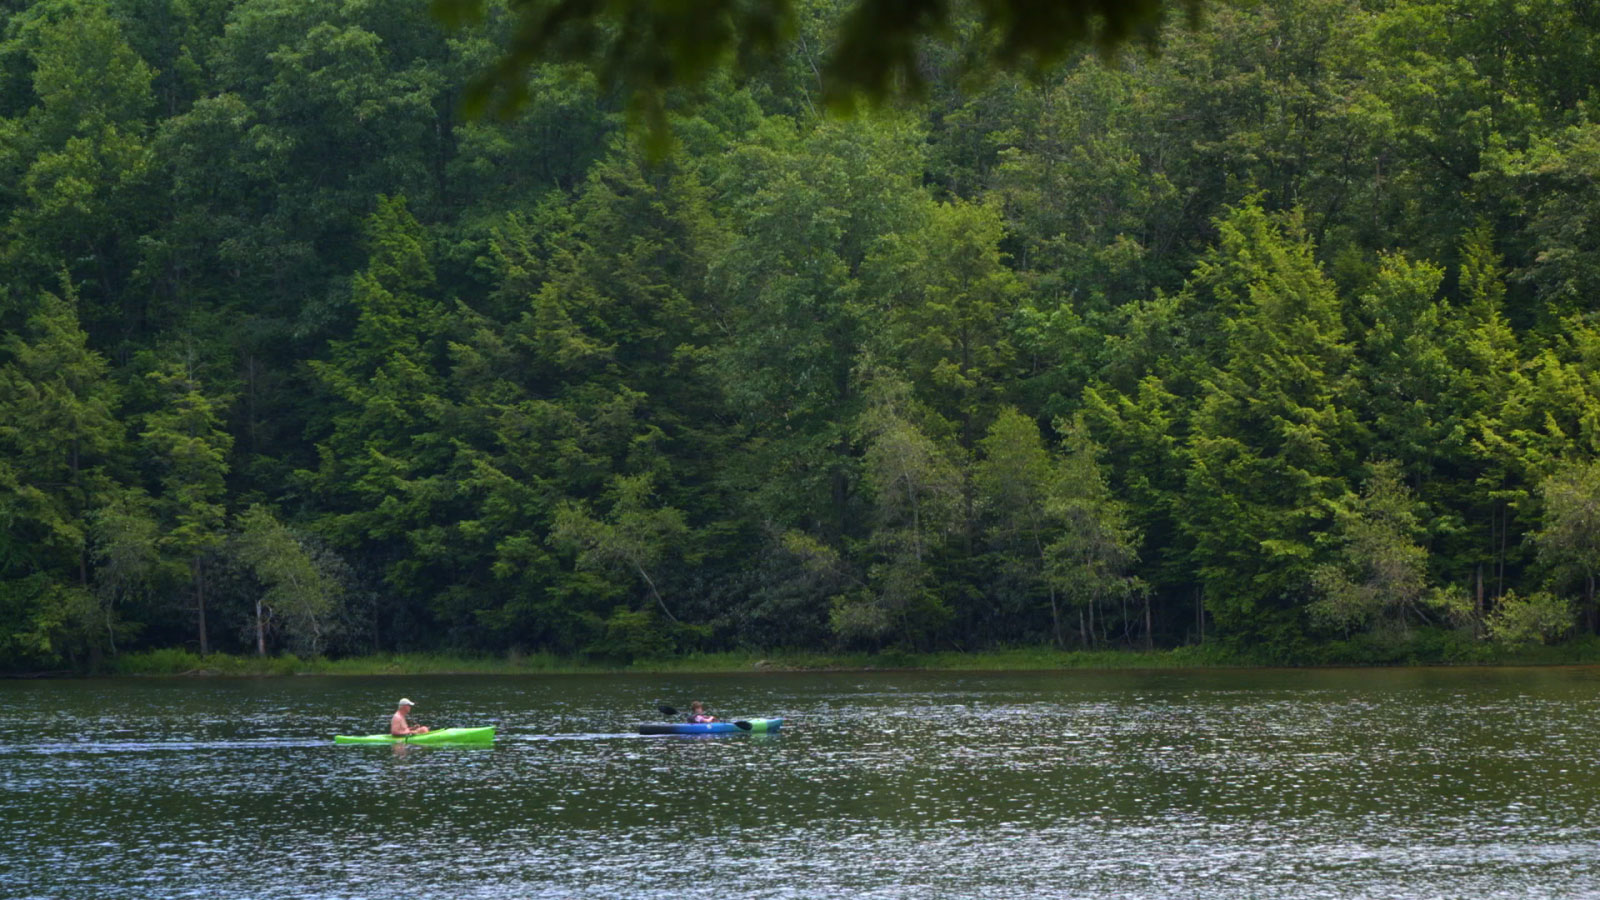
(107, 647), (1222, 677)
(75, 637), (1600, 677)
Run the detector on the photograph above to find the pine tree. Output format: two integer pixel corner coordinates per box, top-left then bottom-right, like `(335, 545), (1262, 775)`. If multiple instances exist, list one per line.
(141, 358), (233, 655)
(0, 287), (123, 664)
(1179, 201), (1357, 649)
(303, 196), (454, 621)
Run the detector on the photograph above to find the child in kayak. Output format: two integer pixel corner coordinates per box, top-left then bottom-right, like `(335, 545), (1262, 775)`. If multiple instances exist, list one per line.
(391, 698), (430, 736)
(687, 701), (717, 723)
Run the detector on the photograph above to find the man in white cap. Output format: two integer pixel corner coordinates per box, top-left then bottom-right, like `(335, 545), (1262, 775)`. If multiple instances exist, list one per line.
(390, 698), (429, 737)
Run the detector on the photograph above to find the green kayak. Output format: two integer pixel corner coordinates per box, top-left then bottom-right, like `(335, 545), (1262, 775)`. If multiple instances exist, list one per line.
(333, 726), (496, 746)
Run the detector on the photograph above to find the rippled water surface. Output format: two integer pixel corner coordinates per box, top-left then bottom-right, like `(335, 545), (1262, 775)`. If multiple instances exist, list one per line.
(6, 667), (1600, 898)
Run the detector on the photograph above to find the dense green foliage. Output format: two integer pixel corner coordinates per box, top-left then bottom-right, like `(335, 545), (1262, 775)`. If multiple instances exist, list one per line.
(6, 0), (1600, 671)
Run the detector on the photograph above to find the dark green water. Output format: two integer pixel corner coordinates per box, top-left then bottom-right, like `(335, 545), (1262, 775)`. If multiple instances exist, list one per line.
(5, 667), (1600, 898)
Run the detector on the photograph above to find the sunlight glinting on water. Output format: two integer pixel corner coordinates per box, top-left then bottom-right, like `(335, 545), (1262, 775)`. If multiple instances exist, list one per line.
(5, 668), (1600, 899)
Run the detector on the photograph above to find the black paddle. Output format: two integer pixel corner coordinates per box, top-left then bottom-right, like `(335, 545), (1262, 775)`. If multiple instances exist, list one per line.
(656, 705), (753, 730)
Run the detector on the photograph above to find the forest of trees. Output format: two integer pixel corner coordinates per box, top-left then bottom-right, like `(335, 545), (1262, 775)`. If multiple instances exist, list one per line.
(6, 0), (1600, 671)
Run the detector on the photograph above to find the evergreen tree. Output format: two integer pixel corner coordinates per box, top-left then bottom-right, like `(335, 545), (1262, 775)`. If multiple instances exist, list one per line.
(303, 196), (453, 623)
(710, 116), (923, 542)
(1443, 224), (1528, 615)
(865, 197), (1022, 451)
(0, 287), (122, 664)
(140, 356), (232, 655)
(1080, 376), (1195, 640)
(1179, 201), (1357, 649)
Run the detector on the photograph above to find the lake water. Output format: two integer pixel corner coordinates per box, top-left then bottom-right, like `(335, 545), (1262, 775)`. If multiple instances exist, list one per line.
(4, 667), (1600, 899)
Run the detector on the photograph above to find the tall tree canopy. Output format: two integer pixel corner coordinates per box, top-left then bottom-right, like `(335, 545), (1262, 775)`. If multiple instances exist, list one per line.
(4, 0), (1600, 670)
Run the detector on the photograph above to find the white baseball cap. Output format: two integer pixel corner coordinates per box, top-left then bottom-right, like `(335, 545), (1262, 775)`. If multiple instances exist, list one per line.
(398, 698), (414, 707)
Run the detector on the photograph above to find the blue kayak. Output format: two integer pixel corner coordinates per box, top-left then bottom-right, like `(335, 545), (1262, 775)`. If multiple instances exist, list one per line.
(638, 718), (782, 735)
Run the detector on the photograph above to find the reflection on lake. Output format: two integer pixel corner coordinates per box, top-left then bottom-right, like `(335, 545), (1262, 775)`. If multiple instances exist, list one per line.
(4, 667), (1600, 899)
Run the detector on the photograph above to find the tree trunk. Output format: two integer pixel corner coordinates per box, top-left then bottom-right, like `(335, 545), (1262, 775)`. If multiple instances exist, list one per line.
(1475, 564), (1485, 637)
(1049, 586), (1064, 650)
(1144, 592), (1153, 652)
(256, 597), (267, 657)
(1496, 503), (1506, 599)
(831, 435), (851, 543)
(195, 558), (209, 656)
(1580, 570), (1593, 634)
(73, 439), (89, 588)
(635, 563), (679, 624)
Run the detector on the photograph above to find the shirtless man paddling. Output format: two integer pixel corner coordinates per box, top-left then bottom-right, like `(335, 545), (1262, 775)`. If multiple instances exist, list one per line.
(390, 698), (430, 736)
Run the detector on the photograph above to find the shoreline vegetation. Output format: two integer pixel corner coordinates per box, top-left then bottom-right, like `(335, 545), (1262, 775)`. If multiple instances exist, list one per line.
(57, 636), (1600, 677)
